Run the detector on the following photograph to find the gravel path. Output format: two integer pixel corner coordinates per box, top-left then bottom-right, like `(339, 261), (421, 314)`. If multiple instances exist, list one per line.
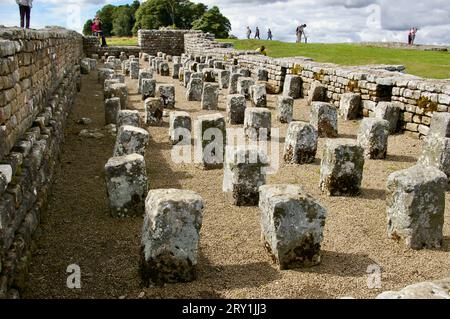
(23, 63), (450, 299)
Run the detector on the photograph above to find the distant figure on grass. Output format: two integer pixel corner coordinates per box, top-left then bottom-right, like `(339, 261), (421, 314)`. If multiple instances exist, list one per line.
(267, 28), (273, 40)
(408, 27), (418, 45)
(254, 27), (261, 39)
(296, 24), (307, 43)
(91, 16), (108, 47)
(16, 0), (33, 29)
(246, 26), (252, 39)
(256, 45), (267, 56)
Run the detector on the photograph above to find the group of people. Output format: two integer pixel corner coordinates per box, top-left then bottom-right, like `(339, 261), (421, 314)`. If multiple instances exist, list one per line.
(246, 26), (273, 40)
(245, 24), (308, 43)
(408, 27), (418, 45)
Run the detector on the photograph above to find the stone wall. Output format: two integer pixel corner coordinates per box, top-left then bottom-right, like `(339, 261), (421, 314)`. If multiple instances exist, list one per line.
(183, 32), (450, 138)
(83, 36), (140, 58)
(138, 29), (193, 56)
(0, 27), (83, 298)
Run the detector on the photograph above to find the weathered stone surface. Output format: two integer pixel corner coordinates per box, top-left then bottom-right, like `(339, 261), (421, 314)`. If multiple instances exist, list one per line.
(259, 184), (327, 270)
(377, 278), (450, 299)
(98, 68), (114, 84)
(357, 118), (390, 159)
(140, 189), (203, 286)
(239, 68), (251, 77)
(237, 77), (255, 99)
(386, 165), (447, 249)
(138, 69), (153, 94)
(145, 97), (164, 125)
(418, 136), (450, 182)
(117, 110), (141, 127)
(0, 164), (12, 194)
(319, 139), (365, 196)
(283, 75), (302, 99)
(374, 102), (400, 133)
(284, 121), (318, 164)
(339, 93), (361, 120)
(228, 73), (243, 95)
(226, 94), (246, 124)
(113, 125), (149, 157)
(80, 59), (90, 74)
(310, 102), (338, 138)
(223, 147), (268, 206)
(160, 62), (170, 76)
(105, 153), (148, 218)
(256, 68), (269, 81)
(195, 114), (226, 169)
(218, 70), (230, 89)
(307, 82), (327, 104)
(130, 61), (139, 79)
(250, 84), (267, 108)
(201, 83), (219, 110)
(172, 63), (181, 79)
(108, 83), (128, 110)
(202, 68), (215, 82)
(141, 78), (156, 100)
(277, 96), (294, 123)
(169, 111), (192, 145)
(105, 97), (121, 125)
(429, 113), (450, 137)
(183, 70), (192, 87)
(244, 107), (272, 140)
(156, 84), (175, 109)
(186, 78), (203, 101)
(104, 79), (120, 99)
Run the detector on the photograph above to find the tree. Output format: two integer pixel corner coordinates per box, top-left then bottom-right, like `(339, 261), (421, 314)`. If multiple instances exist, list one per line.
(97, 4), (116, 36)
(133, 0), (173, 34)
(192, 6), (231, 39)
(112, 6), (133, 37)
(82, 19), (93, 36)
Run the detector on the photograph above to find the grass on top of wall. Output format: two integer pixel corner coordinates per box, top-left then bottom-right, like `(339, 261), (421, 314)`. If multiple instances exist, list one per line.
(217, 39), (450, 79)
(105, 37), (138, 46)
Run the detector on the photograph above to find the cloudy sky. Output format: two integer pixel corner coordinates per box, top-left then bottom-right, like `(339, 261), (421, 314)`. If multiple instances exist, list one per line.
(0, 0), (449, 44)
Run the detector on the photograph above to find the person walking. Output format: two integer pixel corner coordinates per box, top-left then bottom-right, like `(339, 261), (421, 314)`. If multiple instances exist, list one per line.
(296, 24), (307, 43)
(246, 26), (252, 40)
(408, 28), (413, 45)
(254, 27), (260, 39)
(267, 28), (273, 40)
(16, 0), (33, 29)
(411, 27), (418, 45)
(91, 16), (108, 47)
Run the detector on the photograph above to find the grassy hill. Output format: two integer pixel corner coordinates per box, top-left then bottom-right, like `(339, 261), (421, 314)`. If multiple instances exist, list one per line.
(218, 39), (450, 79)
(105, 37), (450, 79)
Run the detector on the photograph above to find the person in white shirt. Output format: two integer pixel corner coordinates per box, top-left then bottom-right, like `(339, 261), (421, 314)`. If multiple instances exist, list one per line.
(16, 0), (33, 29)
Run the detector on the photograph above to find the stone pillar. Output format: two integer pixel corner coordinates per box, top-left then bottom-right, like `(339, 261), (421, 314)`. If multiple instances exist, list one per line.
(105, 97), (121, 125)
(228, 73), (243, 95)
(339, 93), (361, 120)
(319, 139), (365, 196)
(237, 77), (256, 99)
(169, 111), (192, 145)
(98, 68), (114, 84)
(108, 83), (128, 110)
(277, 96), (294, 123)
(104, 79), (120, 100)
(173, 63), (181, 79)
(144, 97), (164, 125)
(105, 153), (148, 218)
(239, 68), (251, 77)
(113, 125), (149, 157)
(195, 114), (226, 169)
(223, 147), (268, 206)
(130, 61), (139, 79)
(307, 82), (327, 104)
(183, 70), (192, 87)
(141, 79), (156, 100)
(310, 102), (338, 138)
(250, 84), (267, 108)
(284, 121), (318, 164)
(357, 118), (390, 159)
(138, 69), (153, 94)
(226, 94), (246, 124)
(80, 59), (90, 74)
(213, 61), (224, 69)
(386, 165), (447, 249)
(429, 113), (450, 137)
(117, 110), (141, 127)
(374, 102), (401, 134)
(256, 68), (269, 81)
(160, 62), (170, 76)
(139, 189), (203, 286)
(218, 70), (230, 89)
(244, 108), (272, 140)
(259, 184), (327, 270)
(156, 84), (175, 109)
(418, 136), (450, 182)
(201, 83), (220, 110)
(202, 68), (215, 82)
(186, 78), (203, 102)
(282, 75), (302, 99)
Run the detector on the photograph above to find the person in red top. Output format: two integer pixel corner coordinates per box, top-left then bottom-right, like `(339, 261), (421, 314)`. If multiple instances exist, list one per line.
(91, 16), (107, 47)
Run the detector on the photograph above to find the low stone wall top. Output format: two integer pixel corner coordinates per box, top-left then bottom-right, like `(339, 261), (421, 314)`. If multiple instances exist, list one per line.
(138, 29), (193, 56)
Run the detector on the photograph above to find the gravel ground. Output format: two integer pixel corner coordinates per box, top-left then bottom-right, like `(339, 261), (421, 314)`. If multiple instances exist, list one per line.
(22, 62), (450, 299)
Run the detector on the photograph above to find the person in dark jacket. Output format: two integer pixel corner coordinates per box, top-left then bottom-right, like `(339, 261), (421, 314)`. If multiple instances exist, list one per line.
(16, 0), (33, 29)
(254, 26), (260, 39)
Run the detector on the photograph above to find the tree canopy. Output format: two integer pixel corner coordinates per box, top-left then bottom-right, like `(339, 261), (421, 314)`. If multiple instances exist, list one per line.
(82, 0), (230, 38)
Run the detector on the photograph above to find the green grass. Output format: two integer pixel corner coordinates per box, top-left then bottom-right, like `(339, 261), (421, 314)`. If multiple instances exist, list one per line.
(218, 39), (450, 79)
(106, 37), (138, 46)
